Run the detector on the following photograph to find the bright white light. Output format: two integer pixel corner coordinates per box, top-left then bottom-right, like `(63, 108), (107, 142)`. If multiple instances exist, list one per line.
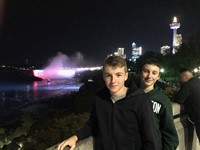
(33, 66), (102, 79)
(75, 66), (102, 72)
(194, 68), (198, 73)
(173, 17), (178, 23)
(160, 68), (165, 73)
(33, 70), (44, 78)
(18, 142), (23, 150)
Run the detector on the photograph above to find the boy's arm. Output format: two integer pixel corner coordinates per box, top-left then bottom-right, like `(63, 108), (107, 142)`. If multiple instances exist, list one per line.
(75, 102), (97, 140)
(175, 83), (189, 104)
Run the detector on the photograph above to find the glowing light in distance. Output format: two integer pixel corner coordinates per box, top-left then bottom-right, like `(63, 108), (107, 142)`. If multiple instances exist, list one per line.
(173, 17), (178, 23)
(33, 66), (102, 79)
(33, 69), (75, 79)
(57, 69), (75, 77)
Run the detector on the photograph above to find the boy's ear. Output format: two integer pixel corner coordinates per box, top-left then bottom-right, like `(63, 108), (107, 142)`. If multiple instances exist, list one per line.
(125, 72), (128, 81)
(158, 73), (161, 80)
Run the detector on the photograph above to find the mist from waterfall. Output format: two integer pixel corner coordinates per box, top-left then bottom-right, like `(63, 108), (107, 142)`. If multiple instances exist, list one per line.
(34, 52), (86, 79)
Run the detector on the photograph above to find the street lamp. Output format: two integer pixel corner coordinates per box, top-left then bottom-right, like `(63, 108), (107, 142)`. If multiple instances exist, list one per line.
(160, 68), (165, 73)
(194, 68), (198, 76)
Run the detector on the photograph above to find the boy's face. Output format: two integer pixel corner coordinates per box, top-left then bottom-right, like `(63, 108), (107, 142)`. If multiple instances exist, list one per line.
(103, 65), (128, 97)
(140, 64), (160, 88)
(179, 71), (192, 83)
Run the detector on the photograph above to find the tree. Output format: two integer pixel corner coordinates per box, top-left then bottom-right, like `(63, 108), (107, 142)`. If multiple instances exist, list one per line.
(175, 32), (200, 69)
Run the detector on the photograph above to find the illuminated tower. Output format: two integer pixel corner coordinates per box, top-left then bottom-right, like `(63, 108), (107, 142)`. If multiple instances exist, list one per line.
(115, 48), (126, 59)
(132, 42), (142, 62)
(169, 16), (181, 54)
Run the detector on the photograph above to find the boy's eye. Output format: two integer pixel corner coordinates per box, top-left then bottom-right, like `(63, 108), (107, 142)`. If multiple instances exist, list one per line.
(143, 69), (149, 73)
(104, 74), (111, 78)
(116, 74), (122, 77)
(152, 72), (158, 75)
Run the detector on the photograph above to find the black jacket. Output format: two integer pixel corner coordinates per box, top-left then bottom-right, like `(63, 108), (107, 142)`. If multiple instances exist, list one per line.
(175, 77), (200, 122)
(76, 82), (158, 150)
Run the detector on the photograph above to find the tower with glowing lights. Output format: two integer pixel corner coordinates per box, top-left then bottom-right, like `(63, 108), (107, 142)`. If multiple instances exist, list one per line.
(170, 16), (181, 54)
(132, 42), (142, 62)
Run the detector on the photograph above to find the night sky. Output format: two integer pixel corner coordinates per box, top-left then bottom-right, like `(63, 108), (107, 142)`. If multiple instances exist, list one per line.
(0, 0), (200, 67)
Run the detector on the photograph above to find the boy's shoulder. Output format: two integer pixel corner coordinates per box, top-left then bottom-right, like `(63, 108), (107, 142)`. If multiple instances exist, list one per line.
(148, 88), (171, 104)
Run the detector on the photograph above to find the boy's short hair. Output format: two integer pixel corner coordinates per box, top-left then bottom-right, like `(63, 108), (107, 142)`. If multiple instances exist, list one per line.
(139, 58), (162, 72)
(179, 68), (192, 74)
(103, 55), (127, 72)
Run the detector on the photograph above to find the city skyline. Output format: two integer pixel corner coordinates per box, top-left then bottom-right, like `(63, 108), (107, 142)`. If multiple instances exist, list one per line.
(0, 0), (200, 67)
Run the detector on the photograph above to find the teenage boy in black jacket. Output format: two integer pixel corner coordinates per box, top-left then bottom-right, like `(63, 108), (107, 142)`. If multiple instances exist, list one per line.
(56, 55), (158, 150)
(175, 69), (200, 142)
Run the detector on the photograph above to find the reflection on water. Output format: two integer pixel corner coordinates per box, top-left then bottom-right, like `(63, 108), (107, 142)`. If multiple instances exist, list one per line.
(0, 78), (82, 124)
(0, 78), (82, 101)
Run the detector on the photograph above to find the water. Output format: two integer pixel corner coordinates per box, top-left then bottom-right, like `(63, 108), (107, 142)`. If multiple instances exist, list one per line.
(0, 78), (82, 101)
(0, 78), (83, 125)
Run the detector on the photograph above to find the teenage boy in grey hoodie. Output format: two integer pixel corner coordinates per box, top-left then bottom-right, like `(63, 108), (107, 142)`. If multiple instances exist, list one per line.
(56, 56), (158, 150)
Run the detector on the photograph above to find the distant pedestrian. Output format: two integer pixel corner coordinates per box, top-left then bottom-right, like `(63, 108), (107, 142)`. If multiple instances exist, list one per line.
(175, 68), (200, 142)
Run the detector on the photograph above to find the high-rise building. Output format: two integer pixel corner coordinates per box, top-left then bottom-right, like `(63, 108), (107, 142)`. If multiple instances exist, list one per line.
(160, 45), (170, 55)
(169, 16), (182, 54)
(132, 42), (142, 62)
(107, 47), (126, 59)
(116, 48), (126, 58)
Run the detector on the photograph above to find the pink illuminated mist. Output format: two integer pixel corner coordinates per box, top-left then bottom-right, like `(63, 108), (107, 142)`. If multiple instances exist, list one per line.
(33, 52), (84, 79)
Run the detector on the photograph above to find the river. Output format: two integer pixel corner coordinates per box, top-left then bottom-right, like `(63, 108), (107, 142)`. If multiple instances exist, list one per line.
(0, 78), (82, 100)
(0, 78), (83, 125)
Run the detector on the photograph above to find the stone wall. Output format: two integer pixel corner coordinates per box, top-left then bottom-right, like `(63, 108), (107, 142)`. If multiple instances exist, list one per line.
(46, 136), (93, 150)
(47, 102), (200, 150)
(172, 103), (200, 150)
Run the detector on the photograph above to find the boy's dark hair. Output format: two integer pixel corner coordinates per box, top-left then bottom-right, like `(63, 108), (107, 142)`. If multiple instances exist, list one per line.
(139, 58), (162, 72)
(103, 55), (127, 72)
(179, 68), (192, 74)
